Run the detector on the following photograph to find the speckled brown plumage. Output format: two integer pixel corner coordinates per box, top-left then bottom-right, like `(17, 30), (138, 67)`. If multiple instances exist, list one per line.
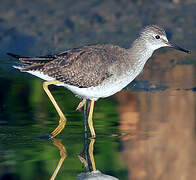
(9, 44), (129, 88)
(9, 25), (189, 91)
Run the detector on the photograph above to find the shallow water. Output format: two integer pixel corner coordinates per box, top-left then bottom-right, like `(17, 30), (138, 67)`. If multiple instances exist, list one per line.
(0, 1), (196, 180)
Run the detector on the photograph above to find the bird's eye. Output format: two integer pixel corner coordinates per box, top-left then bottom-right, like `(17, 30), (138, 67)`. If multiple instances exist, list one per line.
(155, 35), (160, 39)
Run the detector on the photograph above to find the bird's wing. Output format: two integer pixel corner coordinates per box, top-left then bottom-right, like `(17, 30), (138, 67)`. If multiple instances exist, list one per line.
(42, 45), (120, 88)
(9, 45), (126, 88)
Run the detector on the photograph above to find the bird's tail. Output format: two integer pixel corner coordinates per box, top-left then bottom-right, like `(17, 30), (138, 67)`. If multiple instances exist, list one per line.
(7, 52), (55, 72)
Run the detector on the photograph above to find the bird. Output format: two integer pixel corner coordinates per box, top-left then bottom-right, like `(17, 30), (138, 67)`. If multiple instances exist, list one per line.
(7, 25), (190, 138)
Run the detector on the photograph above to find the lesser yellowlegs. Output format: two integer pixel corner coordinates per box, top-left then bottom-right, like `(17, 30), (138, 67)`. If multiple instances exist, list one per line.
(8, 25), (190, 138)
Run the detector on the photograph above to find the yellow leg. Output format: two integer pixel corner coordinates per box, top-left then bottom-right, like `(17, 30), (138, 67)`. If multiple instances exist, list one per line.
(77, 138), (96, 171)
(76, 98), (86, 111)
(78, 154), (88, 169)
(88, 100), (96, 138)
(43, 80), (67, 138)
(50, 139), (67, 180)
(89, 138), (96, 171)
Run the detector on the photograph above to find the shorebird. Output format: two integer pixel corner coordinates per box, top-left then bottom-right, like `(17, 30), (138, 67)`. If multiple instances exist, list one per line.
(8, 25), (190, 138)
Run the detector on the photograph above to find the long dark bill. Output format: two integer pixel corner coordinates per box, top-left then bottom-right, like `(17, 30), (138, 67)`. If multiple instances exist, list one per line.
(170, 43), (191, 54)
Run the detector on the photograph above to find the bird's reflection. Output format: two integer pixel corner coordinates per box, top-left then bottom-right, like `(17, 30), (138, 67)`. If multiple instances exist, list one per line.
(77, 138), (96, 173)
(78, 138), (96, 172)
(49, 136), (119, 180)
(77, 137), (119, 180)
(50, 138), (67, 180)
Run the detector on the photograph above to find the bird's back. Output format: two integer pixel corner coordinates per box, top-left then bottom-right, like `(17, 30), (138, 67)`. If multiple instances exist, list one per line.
(11, 44), (129, 88)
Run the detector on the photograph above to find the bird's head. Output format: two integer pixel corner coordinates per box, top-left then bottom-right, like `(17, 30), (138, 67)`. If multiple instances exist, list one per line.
(140, 25), (190, 54)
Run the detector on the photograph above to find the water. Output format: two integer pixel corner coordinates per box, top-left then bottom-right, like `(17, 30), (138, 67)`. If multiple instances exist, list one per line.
(0, 55), (195, 180)
(0, 1), (196, 180)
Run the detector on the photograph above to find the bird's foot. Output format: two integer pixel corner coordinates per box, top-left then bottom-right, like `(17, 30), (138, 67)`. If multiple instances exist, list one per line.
(76, 99), (86, 111)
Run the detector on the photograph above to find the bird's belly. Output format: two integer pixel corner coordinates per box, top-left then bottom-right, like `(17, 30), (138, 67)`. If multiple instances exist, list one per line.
(26, 70), (139, 100)
(62, 73), (134, 100)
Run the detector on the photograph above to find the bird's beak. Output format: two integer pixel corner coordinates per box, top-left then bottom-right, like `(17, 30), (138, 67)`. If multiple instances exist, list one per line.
(166, 41), (191, 54)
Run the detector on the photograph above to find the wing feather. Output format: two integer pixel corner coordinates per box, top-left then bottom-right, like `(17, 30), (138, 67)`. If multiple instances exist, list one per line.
(9, 44), (127, 88)
(42, 45), (116, 87)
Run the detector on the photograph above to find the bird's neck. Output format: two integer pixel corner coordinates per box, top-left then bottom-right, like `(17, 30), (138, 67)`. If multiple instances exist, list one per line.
(129, 38), (154, 63)
(127, 38), (154, 74)
(129, 37), (154, 60)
